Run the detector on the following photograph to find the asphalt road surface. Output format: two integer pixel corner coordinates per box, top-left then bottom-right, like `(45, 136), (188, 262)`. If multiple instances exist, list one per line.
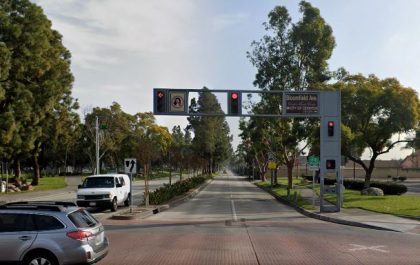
(0, 175), (181, 219)
(100, 174), (420, 265)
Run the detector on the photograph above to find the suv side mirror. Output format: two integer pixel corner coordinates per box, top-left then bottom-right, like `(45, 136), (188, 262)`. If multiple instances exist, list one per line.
(78, 185), (82, 189)
(116, 183), (122, 188)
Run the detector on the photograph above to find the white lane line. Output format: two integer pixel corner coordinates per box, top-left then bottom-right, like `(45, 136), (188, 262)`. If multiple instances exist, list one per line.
(228, 175), (238, 222)
(231, 195), (238, 222)
(348, 244), (389, 253)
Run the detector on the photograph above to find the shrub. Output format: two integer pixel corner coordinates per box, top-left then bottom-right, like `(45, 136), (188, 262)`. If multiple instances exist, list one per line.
(324, 178), (407, 195)
(149, 176), (207, 205)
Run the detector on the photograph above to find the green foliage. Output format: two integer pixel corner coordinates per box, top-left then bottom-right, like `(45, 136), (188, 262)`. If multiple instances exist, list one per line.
(149, 176), (207, 205)
(0, 0), (77, 184)
(319, 177), (407, 195)
(248, 1), (335, 91)
(337, 74), (420, 187)
(256, 181), (314, 210)
(188, 87), (232, 174)
(242, 1), (335, 187)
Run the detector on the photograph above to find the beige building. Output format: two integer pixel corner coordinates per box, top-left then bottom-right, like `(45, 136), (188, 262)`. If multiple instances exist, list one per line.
(274, 156), (420, 180)
(401, 151), (420, 169)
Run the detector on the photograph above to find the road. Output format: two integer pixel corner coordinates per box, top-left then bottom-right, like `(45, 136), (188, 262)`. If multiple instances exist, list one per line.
(0, 175), (182, 218)
(404, 180), (420, 195)
(100, 174), (420, 265)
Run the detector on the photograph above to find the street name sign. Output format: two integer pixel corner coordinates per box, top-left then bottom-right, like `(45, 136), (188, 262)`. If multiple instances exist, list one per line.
(283, 92), (319, 116)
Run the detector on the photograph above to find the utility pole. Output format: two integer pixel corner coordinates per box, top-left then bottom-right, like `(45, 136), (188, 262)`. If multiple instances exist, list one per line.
(96, 116), (100, 175)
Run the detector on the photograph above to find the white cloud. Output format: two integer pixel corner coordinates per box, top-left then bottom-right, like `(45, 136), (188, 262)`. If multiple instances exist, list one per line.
(35, 0), (201, 68)
(211, 13), (249, 32)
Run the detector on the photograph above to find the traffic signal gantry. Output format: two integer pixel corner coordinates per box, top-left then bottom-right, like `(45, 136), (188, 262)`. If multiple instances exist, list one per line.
(153, 88), (342, 212)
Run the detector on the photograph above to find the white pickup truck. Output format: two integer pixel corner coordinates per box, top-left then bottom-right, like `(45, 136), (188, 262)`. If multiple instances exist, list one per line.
(76, 174), (131, 212)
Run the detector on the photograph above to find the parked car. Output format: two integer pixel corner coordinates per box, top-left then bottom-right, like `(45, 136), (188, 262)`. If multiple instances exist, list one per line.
(77, 174), (131, 212)
(0, 201), (109, 265)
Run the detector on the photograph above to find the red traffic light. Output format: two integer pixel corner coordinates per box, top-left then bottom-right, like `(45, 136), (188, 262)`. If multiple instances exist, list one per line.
(326, 159), (336, 170)
(231, 93), (238, 100)
(327, 121), (334, 136)
(156, 90), (166, 113)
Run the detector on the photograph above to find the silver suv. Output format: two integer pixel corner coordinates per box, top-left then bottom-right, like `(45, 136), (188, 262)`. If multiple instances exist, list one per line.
(0, 201), (109, 265)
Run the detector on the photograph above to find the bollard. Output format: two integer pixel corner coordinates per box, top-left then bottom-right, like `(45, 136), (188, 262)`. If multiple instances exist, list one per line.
(294, 191), (298, 203)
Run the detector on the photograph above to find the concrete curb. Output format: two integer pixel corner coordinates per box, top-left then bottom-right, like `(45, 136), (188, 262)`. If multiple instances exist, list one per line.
(255, 183), (399, 233)
(111, 179), (212, 220)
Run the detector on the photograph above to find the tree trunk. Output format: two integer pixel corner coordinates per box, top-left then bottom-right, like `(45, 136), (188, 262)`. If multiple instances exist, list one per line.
(209, 156), (213, 177)
(363, 154), (378, 189)
(14, 159), (21, 178)
(169, 165), (172, 185)
(32, 154), (41, 186)
(144, 164), (149, 207)
(274, 168), (278, 186)
(287, 162), (294, 189)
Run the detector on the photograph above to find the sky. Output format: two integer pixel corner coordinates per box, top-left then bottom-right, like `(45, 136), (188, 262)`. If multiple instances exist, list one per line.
(32, 0), (420, 160)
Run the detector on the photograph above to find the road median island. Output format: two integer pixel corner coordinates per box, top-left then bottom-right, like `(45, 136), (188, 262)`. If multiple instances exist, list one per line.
(110, 176), (213, 221)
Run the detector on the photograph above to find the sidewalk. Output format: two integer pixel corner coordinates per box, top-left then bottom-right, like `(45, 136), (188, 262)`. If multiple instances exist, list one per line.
(297, 188), (420, 234)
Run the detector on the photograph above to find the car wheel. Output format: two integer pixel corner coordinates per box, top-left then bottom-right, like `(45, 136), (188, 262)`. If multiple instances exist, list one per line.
(24, 252), (58, 265)
(111, 197), (118, 212)
(124, 194), (131, 206)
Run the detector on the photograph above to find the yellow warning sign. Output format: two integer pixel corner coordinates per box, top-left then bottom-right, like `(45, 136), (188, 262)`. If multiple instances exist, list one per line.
(268, 161), (277, 170)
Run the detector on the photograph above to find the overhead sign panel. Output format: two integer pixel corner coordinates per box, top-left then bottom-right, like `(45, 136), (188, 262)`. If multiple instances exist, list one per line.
(169, 91), (188, 113)
(283, 92), (319, 116)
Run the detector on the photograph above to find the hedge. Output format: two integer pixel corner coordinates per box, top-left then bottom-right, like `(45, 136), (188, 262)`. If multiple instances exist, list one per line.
(322, 178), (407, 195)
(149, 176), (207, 205)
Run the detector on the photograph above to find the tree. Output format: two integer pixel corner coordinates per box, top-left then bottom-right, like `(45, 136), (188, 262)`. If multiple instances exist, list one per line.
(244, 1), (335, 188)
(188, 88), (232, 176)
(82, 102), (134, 173)
(39, 99), (81, 175)
(133, 112), (172, 206)
(337, 74), (420, 188)
(0, 0), (75, 184)
(0, 42), (12, 159)
(170, 125), (192, 181)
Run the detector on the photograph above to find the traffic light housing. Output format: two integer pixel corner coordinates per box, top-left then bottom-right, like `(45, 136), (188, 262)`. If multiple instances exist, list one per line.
(326, 159), (336, 170)
(228, 92), (241, 115)
(155, 90), (166, 113)
(327, 121), (334, 137)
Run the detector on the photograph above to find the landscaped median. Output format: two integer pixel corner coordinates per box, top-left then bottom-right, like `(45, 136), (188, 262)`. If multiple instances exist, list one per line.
(150, 176), (209, 205)
(111, 175), (212, 220)
(256, 177), (420, 219)
(256, 179), (315, 210)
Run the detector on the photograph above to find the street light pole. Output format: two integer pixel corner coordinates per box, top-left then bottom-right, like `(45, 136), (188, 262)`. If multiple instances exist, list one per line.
(96, 116), (100, 175)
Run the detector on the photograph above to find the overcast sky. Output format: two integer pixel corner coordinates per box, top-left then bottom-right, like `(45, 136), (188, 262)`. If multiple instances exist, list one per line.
(32, 0), (420, 160)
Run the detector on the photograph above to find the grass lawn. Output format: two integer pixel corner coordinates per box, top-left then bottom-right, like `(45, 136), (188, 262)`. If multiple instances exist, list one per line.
(258, 177), (420, 218)
(25, 176), (67, 192)
(325, 189), (420, 218)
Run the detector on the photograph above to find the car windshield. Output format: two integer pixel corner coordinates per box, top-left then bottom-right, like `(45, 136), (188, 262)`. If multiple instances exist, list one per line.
(81, 177), (114, 188)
